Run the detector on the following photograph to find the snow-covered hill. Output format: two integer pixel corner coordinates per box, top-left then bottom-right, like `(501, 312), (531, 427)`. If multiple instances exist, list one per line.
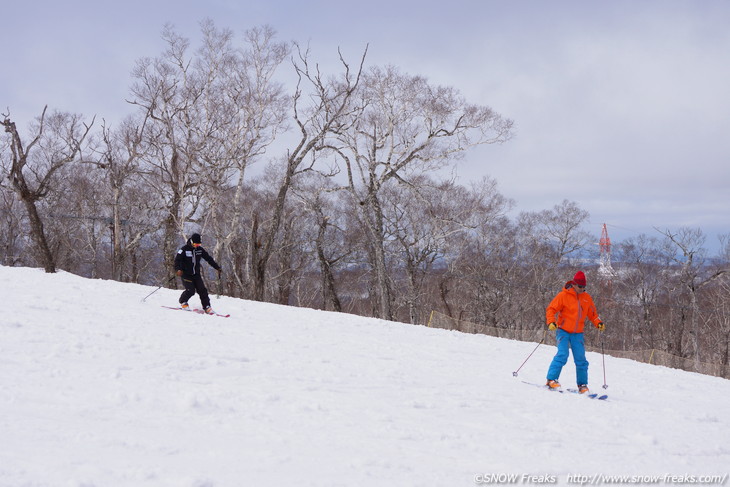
(2, 265), (729, 486)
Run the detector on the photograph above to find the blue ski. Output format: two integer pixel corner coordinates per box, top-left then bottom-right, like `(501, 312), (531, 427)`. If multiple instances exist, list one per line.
(522, 381), (608, 400)
(566, 388), (608, 400)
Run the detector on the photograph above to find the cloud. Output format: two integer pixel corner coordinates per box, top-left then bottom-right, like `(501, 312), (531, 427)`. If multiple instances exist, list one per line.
(3, 0), (728, 248)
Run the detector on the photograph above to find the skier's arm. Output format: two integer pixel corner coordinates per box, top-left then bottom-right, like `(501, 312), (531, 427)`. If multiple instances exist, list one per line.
(202, 249), (221, 272)
(545, 294), (563, 325)
(174, 249), (184, 272)
(587, 297), (601, 326)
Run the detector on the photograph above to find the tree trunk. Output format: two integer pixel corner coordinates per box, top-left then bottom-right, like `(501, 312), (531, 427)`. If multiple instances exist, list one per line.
(22, 196), (55, 273)
(360, 194), (392, 321)
(688, 288), (701, 371)
(163, 211), (179, 282)
(112, 187), (123, 281)
(250, 213), (266, 301)
(315, 217), (342, 312)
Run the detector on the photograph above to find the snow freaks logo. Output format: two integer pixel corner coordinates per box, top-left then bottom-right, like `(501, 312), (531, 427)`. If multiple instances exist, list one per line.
(473, 473), (729, 485)
(474, 473), (557, 484)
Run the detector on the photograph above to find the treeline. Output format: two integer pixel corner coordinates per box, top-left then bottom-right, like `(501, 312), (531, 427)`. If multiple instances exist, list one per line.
(2, 21), (728, 372)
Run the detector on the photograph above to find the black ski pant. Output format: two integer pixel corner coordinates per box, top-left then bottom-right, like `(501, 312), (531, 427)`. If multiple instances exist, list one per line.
(179, 275), (211, 309)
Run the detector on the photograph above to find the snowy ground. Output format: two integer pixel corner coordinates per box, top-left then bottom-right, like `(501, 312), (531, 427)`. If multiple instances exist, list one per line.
(1, 265), (729, 487)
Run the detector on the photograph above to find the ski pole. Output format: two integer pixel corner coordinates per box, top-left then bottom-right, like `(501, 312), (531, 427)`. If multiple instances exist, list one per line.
(601, 333), (608, 389)
(513, 329), (548, 377)
(142, 275), (175, 302)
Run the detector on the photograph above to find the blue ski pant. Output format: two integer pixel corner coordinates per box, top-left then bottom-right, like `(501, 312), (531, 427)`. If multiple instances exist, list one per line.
(547, 328), (589, 386)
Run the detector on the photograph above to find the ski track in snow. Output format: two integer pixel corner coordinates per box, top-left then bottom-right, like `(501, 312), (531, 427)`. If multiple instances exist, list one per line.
(1, 265), (729, 486)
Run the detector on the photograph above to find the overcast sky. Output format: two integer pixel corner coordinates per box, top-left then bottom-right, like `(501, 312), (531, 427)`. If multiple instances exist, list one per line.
(3, 0), (729, 252)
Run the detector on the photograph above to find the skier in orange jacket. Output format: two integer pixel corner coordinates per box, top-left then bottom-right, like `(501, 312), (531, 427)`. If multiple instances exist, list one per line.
(545, 271), (604, 393)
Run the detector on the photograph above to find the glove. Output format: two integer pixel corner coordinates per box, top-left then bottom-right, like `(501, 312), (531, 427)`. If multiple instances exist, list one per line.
(597, 322), (605, 332)
(548, 322), (557, 331)
(176, 270), (183, 277)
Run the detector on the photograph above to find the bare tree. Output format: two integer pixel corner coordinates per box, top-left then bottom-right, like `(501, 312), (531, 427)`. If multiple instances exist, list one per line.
(439, 181), (524, 329)
(530, 199), (593, 266)
(705, 277), (730, 374)
(380, 176), (512, 324)
(247, 44), (367, 301)
(129, 22), (231, 273)
(51, 162), (109, 277)
(292, 173), (352, 311)
(614, 234), (674, 350)
(327, 65), (513, 320)
(207, 24), (290, 287)
(710, 238), (730, 371)
(90, 116), (156, 281)
(314, 211), (344, 311)
(1, 107), (94, 272)
(0, 187), (26, 266)
(658, 227), (727, 369)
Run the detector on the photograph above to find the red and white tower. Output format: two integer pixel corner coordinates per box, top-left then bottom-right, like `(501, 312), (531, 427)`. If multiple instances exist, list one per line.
(598, 223), (615, 279)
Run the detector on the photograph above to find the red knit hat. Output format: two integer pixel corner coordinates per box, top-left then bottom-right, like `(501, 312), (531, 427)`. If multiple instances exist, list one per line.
(573, 271), (587, 287)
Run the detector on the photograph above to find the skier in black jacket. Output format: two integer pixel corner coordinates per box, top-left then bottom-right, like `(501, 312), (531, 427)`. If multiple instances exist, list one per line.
(174, 233), (221, 314)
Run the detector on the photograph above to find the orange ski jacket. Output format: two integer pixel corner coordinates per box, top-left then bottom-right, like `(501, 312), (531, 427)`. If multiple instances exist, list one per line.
(546, 282), (601, 334)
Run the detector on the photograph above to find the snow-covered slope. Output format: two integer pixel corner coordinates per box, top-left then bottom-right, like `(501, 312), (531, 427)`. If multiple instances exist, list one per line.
(2, 265), (729, 486)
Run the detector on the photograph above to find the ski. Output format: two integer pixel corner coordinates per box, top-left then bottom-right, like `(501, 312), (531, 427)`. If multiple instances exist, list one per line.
(161, 305), (230, 318)
(566, 388), (608, 400)
(193, 308), (230, 318)
(522, 381), (565, 394)
(522, 381), (608, 400)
